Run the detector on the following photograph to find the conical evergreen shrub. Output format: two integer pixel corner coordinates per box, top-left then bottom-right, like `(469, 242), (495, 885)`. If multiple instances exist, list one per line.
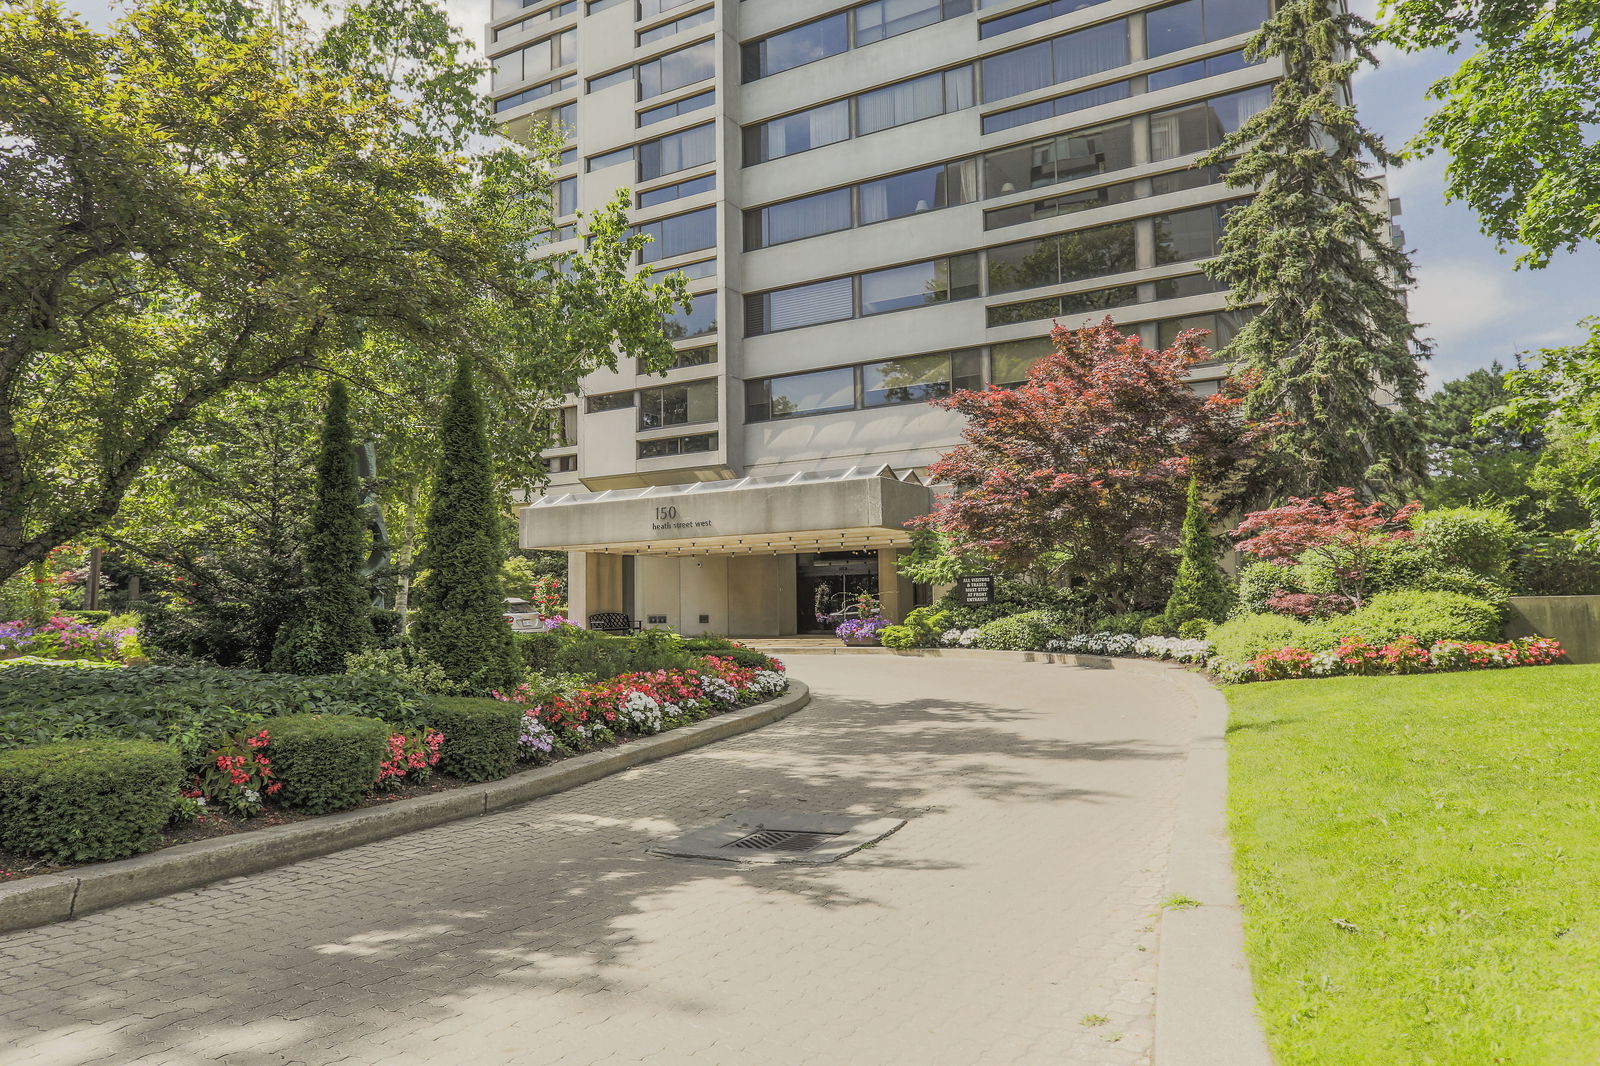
(1164, 475), (1236, 628)
(281, 380), (373, 674)
(411, 359), (523, 694)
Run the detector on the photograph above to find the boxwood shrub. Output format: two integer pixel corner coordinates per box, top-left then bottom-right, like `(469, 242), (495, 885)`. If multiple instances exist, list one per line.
(0, 739), (181, 862)
(1311, 590), (1501, 649)
(266, 714), (389, 814)
(426, 698), (523, 782)
(1209, 613), (1307, 665)
(974, 610), (1069, 651)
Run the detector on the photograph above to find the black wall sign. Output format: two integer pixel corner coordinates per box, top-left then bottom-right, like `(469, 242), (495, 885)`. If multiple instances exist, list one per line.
(957, 574), (995, 605)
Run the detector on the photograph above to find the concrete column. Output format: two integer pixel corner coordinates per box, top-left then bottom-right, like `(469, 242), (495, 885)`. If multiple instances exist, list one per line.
(877, 548), (915, 624)
(569, 551), (624, 626)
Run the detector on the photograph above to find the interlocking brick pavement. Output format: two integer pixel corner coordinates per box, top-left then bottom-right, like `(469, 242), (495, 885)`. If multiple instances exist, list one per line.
(0, 655), (1203, 1066)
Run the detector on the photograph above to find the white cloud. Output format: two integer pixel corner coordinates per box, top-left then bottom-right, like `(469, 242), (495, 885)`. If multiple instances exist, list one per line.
(1407, 262), (1516, 348)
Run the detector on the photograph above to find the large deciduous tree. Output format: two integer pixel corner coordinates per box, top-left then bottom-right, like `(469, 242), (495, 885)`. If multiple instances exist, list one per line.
(411, 360), (522, 695)
(0, 0), (684, 585)
(914, 320), (1269, 611)
(1199, 0), (1428, 496)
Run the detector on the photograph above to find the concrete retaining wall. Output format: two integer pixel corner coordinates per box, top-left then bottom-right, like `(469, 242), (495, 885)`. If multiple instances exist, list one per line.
(1505, 596), (1600, 663)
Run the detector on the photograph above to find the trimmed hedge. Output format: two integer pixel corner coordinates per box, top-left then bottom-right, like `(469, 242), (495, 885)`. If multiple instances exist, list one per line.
(1210, 613), (1307, 665)
(266, 714), (389, 814)
(426, 698), (522, 782)
(1313, 590), (1501, 649)
(974, 610), (1069, 651)
(0, 739), (181, 861)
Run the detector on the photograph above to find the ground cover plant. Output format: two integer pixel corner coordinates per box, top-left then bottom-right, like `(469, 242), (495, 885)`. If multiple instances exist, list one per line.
(1227, 666), (1600, 1064)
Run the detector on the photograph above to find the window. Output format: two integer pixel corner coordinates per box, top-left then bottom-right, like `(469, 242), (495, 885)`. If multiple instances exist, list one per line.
(1148, 86), (1272, 160)
(639, 379), (718, 429)
(548, 454), (578, 473)
(638, 122), (715, 180)
(981, 119), (1135, 197)
(983, 179), (1138, 229)
(586, 391), (635, 413)
(861, 350), (982, 406)
(643, 344), (717, 373)
(1145, 0), (1270, 57)
(747, 277), (855, 335)
(746, 368), (856, 422)
(985, 283), (1139, 326)
(638, 432), (717, 458)
(637, 206), (716, 263)
(990, 337), (1052, 386)
(1153, 202), (1239, 264)
(664, 292), (717, 338)
(550, 406), (578, 446)
(1146, 47), (1259, 91)
(979, 18), (1127, 103)
(638, 89), (714, 126)
(859, 254), (979, 315)
(855, 0), (972, 46)
(742, 14), (848, 81)
(491, 29), (576, 91)
(987, 220), (1137, 294)
(859, 160), (977, 224)
(1155, 307), (1256, 349)
(856, 67), (973, 135)
(588, 145), (634, 171)
(639, 173), (716, 207)
(559, 145), (577, 166)
(638, 39), (715, 99)
(556, 176), (577, 216)
(494, 75), (574, 113)
(587, 0), (626, 11)
(671, 257), (718, 279)
(494, 2), (576, 42)
(744, 100), (851, 164)
(638, 6), (713, 45)
(981, 79), (1128, 134)
(1154, 272), (1225, 299)
(1151, 163), (1226, 194)
(746, 188), (854, 249)
(543, 101), (577, 137)
(640, 0), (700, 15)
(979, 0), (1111, 38)
(588, 67), (633, 92)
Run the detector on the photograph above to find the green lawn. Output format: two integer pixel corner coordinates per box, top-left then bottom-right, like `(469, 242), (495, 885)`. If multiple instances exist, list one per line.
(1227, 666), (1600, 1065)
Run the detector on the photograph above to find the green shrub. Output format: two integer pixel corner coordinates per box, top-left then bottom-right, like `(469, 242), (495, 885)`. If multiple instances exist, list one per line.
(1209, 613), (1308, 664)
(1412, 507), (1521, 582)
(934, 578), (1087, 629)
(879, 625), (916, 649)
(369, 608), (404, 647)
(974, 610), (1067, 650)
(0, 739), (181, 861)
(266, 714), (388, 814)
(1236, 561), (1301, 615)
(61, 610), (112, 625)
(1097, 611), (1158, 634)
(1165, 476), (1236, 626)
(424, 698), (522, 782)
(1310, 591), (1501, 650)
(894, 607), (952, 648)
(344, 644), (465, 699)
(517, 627), (696, 679)
(1138, 615), (1172, 637)
(1177, 618), (1212, 640)
(1514, 535), (1600, 595)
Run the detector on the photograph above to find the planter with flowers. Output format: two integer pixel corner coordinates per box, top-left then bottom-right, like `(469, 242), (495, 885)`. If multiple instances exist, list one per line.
(837, 617), (891, 646)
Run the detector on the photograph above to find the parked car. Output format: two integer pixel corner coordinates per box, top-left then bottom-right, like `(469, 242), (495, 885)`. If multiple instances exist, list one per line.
(502, 598), (544, 632)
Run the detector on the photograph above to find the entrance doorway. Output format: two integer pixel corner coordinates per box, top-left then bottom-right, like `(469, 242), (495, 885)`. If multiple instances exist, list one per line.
(796, 550), (878, 633)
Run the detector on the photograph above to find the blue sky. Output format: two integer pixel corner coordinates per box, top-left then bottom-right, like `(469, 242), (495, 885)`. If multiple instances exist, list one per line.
(68, 0), (1600, 389)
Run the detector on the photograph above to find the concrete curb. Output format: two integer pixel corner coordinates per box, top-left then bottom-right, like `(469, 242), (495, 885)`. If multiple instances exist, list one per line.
(1152, 667), (1275, 1066)
(0, 682), (811, 936)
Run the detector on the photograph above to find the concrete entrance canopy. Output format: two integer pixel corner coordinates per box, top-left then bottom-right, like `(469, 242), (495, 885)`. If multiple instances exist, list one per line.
(520, 465), (933, 557)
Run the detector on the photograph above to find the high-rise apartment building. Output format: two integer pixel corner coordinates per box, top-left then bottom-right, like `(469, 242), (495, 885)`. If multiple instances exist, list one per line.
(492, 0), (1285, 635)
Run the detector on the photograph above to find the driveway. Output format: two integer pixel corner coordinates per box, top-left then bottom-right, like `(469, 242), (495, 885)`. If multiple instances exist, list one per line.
(0, 655), (1212, 1065)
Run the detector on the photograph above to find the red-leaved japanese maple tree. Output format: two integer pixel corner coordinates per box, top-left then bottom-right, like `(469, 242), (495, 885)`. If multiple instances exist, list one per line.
(914, 319), (1269, 610)
(1231, 488), (1422, 610)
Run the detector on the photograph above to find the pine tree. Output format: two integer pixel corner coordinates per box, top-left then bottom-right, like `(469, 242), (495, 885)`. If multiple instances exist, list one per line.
(1164, 475), (1235, 629)
(1199, 0), (1428, 497)
(411, 359), (523, 694)
(284, 380), (372, 674)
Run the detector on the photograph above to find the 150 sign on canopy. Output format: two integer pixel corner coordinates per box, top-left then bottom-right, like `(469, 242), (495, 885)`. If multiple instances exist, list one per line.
(651, 506), (712, 534)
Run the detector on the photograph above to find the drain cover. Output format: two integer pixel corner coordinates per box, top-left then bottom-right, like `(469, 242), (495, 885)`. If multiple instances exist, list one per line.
(649, 808), (905, 865)
(724, 829), (841, 853)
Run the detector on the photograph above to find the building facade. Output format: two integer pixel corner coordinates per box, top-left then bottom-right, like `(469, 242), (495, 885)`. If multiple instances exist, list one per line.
(489, 0), (1291, 635)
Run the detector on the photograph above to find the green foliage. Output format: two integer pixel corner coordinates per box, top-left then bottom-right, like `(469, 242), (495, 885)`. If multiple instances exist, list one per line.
(0, 739), (181, 861)
(973, 610), (1069, 651)
(424, 698), (522, 782)
(0, 663), (424, 761)
(1314, 591), (1502, 649)
(1201, 0), (1427, 495)
(343, 644), (466, 698)
(1098, 610), (1160, 634)
(1139, 615), (1173, 637)
(1177, 618), (1213, 640)
(518, 627), (703, 678)
(878, 625), (917, 650)
(1411, 507), (1522, 583)
(265, 714), (388, 814)
(279, 382), (374, 674)
(1210, 613), (1307, 664)
(1236, 561), (1299, 615)
(1165, 477), (1236, 627)
(934, 577), (1087, 629)
(412, 361), (524, 695)
(1514, 534), (1600, 595)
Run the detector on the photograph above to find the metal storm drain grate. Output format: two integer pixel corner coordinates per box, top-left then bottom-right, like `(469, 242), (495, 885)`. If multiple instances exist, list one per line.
(649, 809), (907, 865)
(723, 829), (841, 853)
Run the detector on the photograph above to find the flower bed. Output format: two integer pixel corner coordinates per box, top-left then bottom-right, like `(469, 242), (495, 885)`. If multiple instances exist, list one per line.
(1227, 636), (1564, 683)
(0, 615), (142, 663)
(835, 618), (890, 645)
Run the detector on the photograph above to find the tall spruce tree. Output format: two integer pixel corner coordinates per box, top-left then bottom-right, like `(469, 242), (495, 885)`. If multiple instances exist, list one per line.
(412, 359), (522, 694)
(1198, 0), (1428, 497)
(283, 380), (372, 674)
(1164, 475), (1235, 629)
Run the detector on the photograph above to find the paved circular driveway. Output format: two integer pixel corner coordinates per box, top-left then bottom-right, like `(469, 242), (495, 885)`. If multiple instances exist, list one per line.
(0, 655), (1205, 1066)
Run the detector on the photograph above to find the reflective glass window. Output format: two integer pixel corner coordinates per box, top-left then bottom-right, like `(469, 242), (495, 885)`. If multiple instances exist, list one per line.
(859, 160), (977, 224)
(663, 292), (717, 338)
(638, 38), (715, 99)
(638, 206), (716, 263)
(638, 89), (714, 126)
(747, 368), (856, 421)
(638, 378), (718, 429)
(744, 100), (850, 163)
(990, 337), (1052, 386)
(986, 220), (1136, 294)
(638, 122), (715, 180)
(747, 188), (854, 249)
(742, 14), (848, 81)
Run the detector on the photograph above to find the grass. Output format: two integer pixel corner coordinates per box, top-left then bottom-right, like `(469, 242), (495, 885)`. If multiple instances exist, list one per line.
(1226, 665), (1600, 1065)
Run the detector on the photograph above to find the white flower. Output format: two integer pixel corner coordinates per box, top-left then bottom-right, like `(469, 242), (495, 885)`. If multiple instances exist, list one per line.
(242, 789), (261, 804)
(195, 797), (207, 807)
